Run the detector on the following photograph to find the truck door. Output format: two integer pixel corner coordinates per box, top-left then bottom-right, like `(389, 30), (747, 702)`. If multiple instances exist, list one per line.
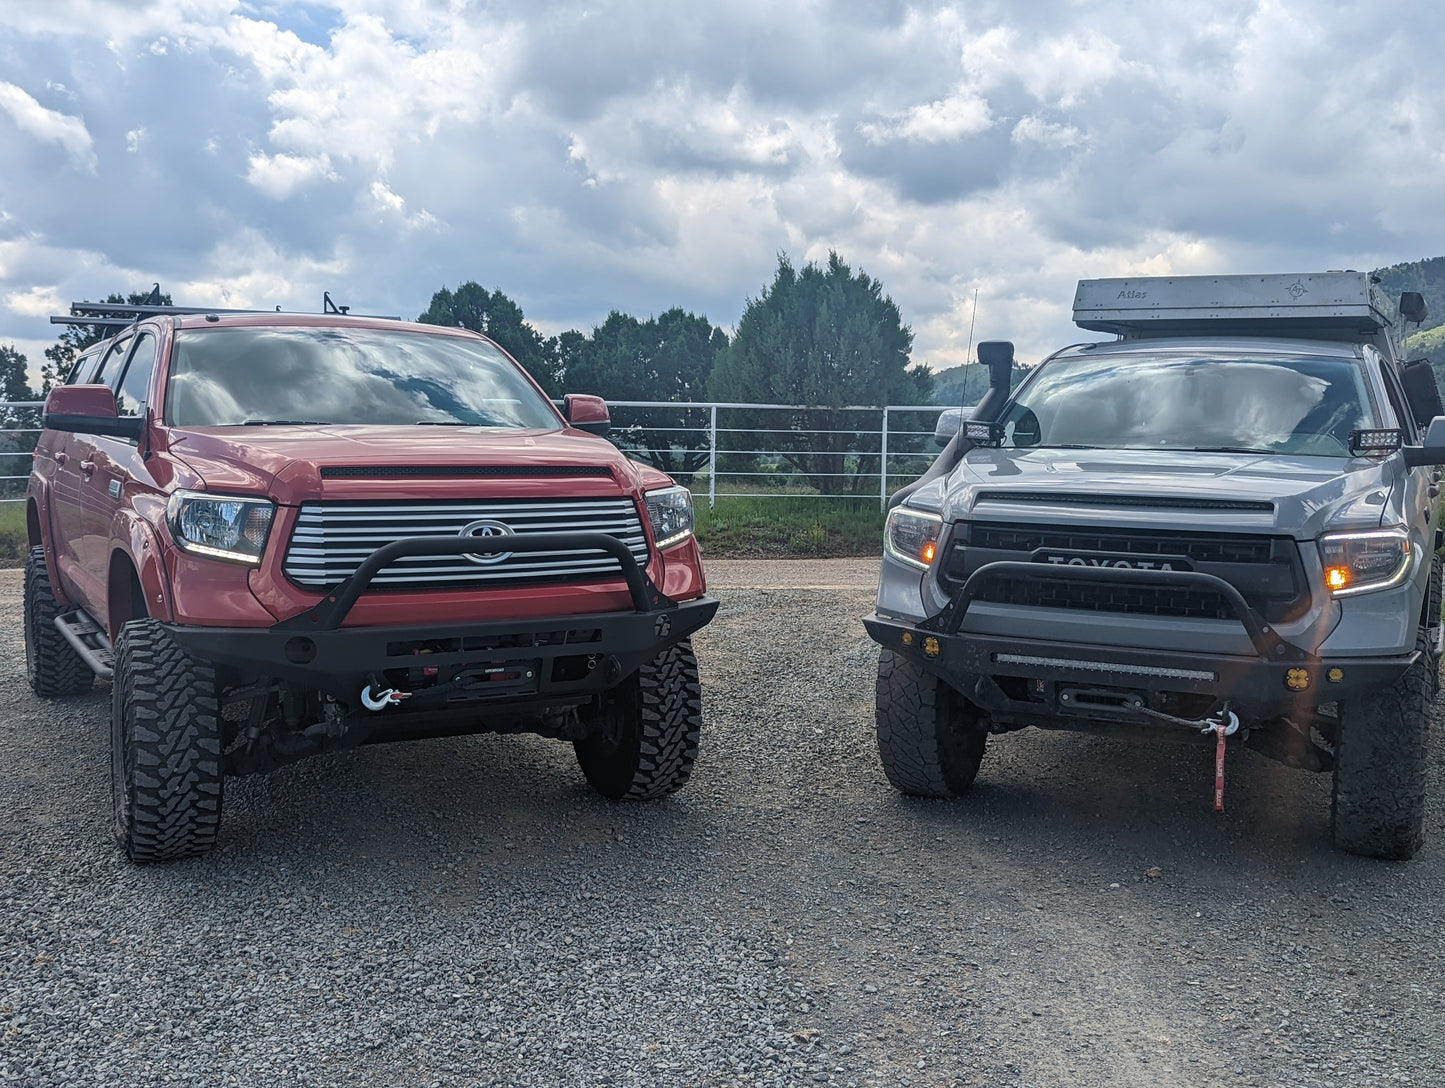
(78, 331), (161, 620)
(50, 334), (132, 616)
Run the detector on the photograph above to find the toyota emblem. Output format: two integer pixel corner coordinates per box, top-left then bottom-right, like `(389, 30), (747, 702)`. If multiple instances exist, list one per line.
(459, 519), (514, 565)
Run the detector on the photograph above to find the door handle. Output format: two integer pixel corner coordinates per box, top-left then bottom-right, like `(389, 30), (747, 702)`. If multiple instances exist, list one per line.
(79, 460), (97, 475)
(54, 451), (67, 465)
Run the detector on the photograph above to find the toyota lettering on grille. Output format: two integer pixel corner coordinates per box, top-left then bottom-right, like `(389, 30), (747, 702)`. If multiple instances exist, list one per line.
(460, 519), (514, 565)
(1032, 549), (1194, 572)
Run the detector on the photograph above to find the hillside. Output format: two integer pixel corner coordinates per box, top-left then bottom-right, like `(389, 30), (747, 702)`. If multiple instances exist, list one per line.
(1374, 256), (1445, 338)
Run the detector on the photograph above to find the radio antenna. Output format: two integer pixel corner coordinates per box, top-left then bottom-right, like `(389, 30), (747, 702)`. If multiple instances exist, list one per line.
(963, 286), (979, 412)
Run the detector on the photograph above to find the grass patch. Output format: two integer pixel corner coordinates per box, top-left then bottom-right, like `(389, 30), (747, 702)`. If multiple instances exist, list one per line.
(0, 493), (886, 567)
(0, 502), (27, 566)
(694, 494), (885, 558)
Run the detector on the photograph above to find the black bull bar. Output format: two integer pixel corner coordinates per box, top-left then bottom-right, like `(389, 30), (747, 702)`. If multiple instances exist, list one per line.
(164, 533), (718, 707)
(865, 561), (1416, 717)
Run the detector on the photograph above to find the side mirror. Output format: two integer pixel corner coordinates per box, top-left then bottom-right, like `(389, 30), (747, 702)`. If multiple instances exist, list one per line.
(44, 384), (144, 441)
(933, 408), (964, 447)
(564, 393), (611, 437)
(1402, 359), (1444, 428)
(1400, 292), (1428, 325)
(1403, 417), (1445, 468)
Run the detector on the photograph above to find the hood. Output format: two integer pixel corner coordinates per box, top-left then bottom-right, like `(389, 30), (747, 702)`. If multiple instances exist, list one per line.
(163, 425), (653, 504)
(926, 447), (1398, 538)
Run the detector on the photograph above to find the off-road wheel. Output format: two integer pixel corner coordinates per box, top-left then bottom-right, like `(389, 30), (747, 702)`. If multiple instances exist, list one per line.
(876, 649), (988, 797)
(23, 545), (91, 697)
(111, 619), (224, 863)
(1331, 624), (1431, 860)
(574, 640), (701, 800)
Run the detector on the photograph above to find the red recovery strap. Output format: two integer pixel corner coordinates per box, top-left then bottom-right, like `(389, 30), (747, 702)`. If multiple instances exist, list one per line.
(1213, 720), (1228, 812)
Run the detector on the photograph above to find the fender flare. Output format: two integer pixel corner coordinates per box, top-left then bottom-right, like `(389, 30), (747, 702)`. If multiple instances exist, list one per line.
(25, 483), (76, 610)
(112, 510), (173, 624)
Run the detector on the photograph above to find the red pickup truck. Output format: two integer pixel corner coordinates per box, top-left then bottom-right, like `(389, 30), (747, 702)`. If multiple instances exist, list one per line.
(25, 302), (717, 862)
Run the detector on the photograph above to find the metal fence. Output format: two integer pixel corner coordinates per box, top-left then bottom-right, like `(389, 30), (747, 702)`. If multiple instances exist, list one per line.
(0, 401), (42, 506)
(0, 400), (958, 509)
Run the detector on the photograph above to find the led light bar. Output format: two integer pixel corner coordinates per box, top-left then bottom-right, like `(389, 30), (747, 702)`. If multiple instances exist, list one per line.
(966, 421), (1003, 447)
(1348, 428), (1402, 455)
(993, 653), (1216, 682)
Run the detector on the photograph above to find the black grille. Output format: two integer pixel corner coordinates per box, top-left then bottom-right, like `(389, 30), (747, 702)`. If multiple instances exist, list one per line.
(320, 464), (613, 479)
(968, 525), (1274, 564)
(942, 522), (1308, 623)
(975, 491), (1274, 512)
(972, 577), (1236, 620)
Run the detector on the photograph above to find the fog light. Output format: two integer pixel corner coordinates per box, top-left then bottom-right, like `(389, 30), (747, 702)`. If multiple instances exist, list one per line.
(901, 632), (914, 646)
(1285, 668), (1310, 691)
(1327, 668), (1345, 684)
(923, 637), (941, 657)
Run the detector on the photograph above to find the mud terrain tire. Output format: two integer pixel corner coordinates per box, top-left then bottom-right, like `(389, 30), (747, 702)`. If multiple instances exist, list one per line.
(23, 546), (91, 697)
(111, 619), (224, 863)
(876, 649), (988, 797)
(1331, 625), (1431, 860)
(574, 640), (701, 800)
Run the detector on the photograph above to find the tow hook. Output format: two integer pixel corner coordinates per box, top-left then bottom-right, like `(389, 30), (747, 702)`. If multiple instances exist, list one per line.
(1135, 704), (1239, 812)
(361, 684), (411, 711)
(1199, 709), (1240, 737)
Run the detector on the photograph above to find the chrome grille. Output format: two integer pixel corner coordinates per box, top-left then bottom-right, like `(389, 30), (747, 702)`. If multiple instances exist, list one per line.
(282, 499), (649, 589)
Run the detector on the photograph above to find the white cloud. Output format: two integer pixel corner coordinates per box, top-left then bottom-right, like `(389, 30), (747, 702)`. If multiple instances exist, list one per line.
(366, 181), (437, 230)
(0, 81), (97, 171)
(858, 91), (993, 145)
(245, 151), (338, 199)
(4, 284), (66, 318)
(3, 0), (1445, 376)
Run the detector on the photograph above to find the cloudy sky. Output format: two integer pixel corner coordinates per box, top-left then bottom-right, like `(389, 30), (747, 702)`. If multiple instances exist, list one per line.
(2, 0), (1443, 387)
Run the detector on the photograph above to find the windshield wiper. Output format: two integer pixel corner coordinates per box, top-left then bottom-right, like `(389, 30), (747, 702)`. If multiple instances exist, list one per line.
(1188, 446), (1270, 454)
(414, 420), (471, 425)
(242, 419), (325, 426)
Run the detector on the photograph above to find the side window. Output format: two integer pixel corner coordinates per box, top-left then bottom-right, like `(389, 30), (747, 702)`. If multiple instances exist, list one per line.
(1378, 362), (1419, 444)
(67, 347), (103, 385)
(113, 333), (158, 418)
(92, 336), (132, 386)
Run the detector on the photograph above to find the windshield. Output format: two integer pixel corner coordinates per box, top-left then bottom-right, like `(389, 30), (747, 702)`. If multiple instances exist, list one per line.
(995, 351), (1377, 456)
(165, 326), (561, 429)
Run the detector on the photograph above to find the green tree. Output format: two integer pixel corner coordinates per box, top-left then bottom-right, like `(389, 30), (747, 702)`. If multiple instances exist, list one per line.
(710, 252), (931, 493)
(418, 283), (561, 395)
(930, 360), (1033, 406)
(562, 308), (728, 480)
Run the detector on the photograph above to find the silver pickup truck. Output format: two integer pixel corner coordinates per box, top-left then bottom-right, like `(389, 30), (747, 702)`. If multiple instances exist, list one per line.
(866, 272), (1445, 859)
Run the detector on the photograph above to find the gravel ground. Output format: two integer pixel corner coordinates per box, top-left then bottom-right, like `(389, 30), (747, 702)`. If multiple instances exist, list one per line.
(2, 559), (1444, 1088)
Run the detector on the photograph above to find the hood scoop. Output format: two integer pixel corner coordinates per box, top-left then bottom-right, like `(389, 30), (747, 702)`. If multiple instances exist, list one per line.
(320, 464), (614, 479)
(974, 490), (1274, 513)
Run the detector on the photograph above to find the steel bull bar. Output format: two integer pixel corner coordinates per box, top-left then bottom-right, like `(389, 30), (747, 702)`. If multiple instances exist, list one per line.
(866, 561), (1416, 718)
(165, 533), (718, 706)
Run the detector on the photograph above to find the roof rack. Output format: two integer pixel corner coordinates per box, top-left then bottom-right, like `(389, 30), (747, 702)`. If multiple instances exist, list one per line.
(51, 288), (400, 329)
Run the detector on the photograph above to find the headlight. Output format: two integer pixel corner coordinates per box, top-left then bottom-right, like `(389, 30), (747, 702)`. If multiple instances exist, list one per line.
(885, 507), (943, 570)
(1317, 527), (1412, 596)
(645, 485), (694, 549)
(166, 490), (275, 565)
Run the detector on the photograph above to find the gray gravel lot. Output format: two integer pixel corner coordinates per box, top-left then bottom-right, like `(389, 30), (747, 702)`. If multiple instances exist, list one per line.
(2, 559), (1444, 1087)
